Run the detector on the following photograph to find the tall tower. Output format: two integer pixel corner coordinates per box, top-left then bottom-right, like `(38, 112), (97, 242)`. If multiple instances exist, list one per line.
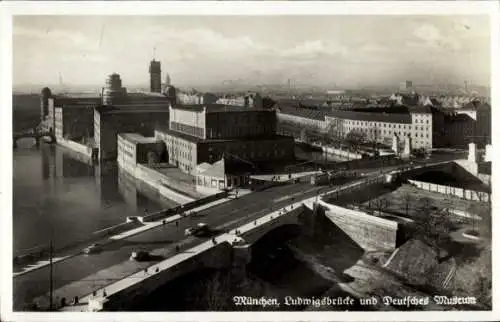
(40, 87), (52, 122)
(149, 59), (162, 93)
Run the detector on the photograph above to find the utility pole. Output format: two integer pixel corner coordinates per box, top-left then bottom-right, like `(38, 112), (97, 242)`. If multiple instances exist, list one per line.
(49, 236), (53, 310)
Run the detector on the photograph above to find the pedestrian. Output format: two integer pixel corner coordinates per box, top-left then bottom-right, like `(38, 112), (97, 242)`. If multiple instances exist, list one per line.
(74, 296), (79, 305)
(144, 268), (148, 275)
(103, 289), (107, 297)
(212, 237), (217, 244)
(175, 245), (180, 253)
(162, 220), (166, 225)
(155, 267), (159, 273)
(61, 297), (66, 307)
(92, 290), (96, 297)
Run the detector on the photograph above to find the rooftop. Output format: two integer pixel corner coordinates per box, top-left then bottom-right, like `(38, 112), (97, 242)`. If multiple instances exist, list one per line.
(155, 126), (291, 144)
(56, 92), (101, 99)
(327, 109), (412, 124)
(118, 133), (159, 144)
(461, 101), (491, 111)
(196, 158), (226, 178)
(128, 92), (170, 99)
(275, 103), (327, 121)
(96, 104), (170, 114)
(173, 104), (266, 113)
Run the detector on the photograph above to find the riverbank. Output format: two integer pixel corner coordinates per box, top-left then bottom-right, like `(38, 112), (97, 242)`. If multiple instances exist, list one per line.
(119, 162), (205, 204)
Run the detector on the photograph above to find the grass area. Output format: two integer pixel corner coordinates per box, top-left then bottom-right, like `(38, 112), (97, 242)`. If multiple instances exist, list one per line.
(360, 184), (487, 223)
(450, 243), (491, 309)
(384, 239), (456, 288)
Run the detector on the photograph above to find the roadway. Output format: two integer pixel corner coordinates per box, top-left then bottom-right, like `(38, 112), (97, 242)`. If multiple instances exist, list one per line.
(14, 152), (464, 310)
(13, 180), (351, 310)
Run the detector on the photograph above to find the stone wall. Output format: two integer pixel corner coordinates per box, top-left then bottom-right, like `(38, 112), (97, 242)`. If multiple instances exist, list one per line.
(129, 164), (195, 204)
(322, 146), (363, 160)
(57, 137), (98, 162)
(101, 242), (233, 311)
(319, 201), (398, 251)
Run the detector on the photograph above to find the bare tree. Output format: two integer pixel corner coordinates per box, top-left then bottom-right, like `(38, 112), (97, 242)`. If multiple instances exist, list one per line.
(147, 151), (159, 166)
(345, 129), (366, 152)
(402, 192), (413, 216)
(414, 199), (453, 261)
(372, 198), (390, 214)
(300, 128), (308, 143)
(468, 203), (492, 239)
(325, 120), (341, 146)
(193, 271), (231, 310)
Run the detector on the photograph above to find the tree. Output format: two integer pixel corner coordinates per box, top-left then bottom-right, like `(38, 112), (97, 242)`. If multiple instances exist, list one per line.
(147, 151), (159, 166)
(193, 271), (231, 310)
(414, 198), (453, 261)
(372, 198), (390, 214)
(345, 129), (366, 151)
(300, 128), (308, 143)
(402, 192), (413, 216)
(261, 97), (277, 109)
(325, 120), (341, 145)
(467, 203), (492, 239)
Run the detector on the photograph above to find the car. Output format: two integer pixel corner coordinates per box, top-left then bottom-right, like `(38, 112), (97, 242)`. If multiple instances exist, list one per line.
(83, 243), (102, 255)
(130, 250), (150, 261)
(184, 223), (211, 237)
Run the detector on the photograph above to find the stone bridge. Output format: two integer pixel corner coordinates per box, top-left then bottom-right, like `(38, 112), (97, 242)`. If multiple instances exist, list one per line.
(71, 204), (314, 312)
(13, 130), (56, 148)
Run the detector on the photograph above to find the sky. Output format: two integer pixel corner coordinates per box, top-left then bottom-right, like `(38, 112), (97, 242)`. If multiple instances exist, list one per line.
(12, 15), (491, 89)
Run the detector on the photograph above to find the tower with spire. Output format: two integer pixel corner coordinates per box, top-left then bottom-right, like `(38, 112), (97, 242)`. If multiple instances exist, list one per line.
(149, 47), (162, 93)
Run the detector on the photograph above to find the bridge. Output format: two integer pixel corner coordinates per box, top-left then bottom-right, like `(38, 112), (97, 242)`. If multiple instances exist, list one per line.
(13, 129), (56, 148)
(13, 155), (461, 312)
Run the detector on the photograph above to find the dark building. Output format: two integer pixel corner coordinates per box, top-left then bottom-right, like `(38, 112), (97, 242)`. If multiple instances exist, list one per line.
(40, 87), (52, 122)
(94, 105), (170, 161)
(149, 59), (162, 93)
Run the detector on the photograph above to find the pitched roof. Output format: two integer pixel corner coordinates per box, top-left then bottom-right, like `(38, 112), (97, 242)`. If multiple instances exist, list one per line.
(462, 101), (491, 111)
(173, 104), (259, 113)
(118, 133), (159, 144)
(197, 158), (226, 178)
(276, 103), (327, 121)
(326, 109), (412, 124)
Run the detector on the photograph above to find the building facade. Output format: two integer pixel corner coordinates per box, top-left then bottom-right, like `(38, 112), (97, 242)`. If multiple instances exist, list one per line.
(40, 91), (100, 138)
(94, 106), (170, 160)
(325, 107), (433, 150)
(117, 133), (165, 172)
(154, 104), (294, 175)
(149, 59), (162, 93)
(54, 105), (94, 141)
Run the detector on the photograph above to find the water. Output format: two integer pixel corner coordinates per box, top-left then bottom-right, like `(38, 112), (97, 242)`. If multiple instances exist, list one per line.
(294, 145), (349, 164)
(12, 139), (179, 253)
(132, 225), (357, 311)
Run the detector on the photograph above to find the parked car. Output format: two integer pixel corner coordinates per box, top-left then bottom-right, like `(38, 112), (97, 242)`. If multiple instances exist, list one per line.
(184, 223), (211, 237)
(83, 243), (102, 255)
(130, 250), (150, 261)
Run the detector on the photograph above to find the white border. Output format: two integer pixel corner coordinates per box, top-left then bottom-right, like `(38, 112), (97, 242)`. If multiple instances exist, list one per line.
(1, 1), (499, 322)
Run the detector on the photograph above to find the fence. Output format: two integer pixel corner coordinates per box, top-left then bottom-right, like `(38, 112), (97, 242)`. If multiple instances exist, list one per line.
(408, 179), (490, 203)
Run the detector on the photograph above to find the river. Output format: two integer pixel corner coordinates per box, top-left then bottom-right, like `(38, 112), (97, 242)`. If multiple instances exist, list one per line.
(13, 139), (178, 254)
